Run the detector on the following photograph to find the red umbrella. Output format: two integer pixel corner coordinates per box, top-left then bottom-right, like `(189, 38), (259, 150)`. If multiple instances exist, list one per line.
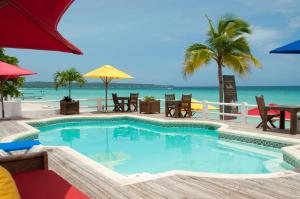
(0, 0), (82, 54)
(0, 61), (36, 118)
(248, 103), (291, 119)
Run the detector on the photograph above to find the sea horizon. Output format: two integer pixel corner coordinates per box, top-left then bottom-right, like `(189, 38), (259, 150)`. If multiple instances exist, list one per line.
(20, 84), (300, 105)
(23, 81), (300, 89)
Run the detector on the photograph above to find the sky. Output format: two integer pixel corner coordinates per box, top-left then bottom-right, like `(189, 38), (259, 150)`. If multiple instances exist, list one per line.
(5, 0), (300, 86)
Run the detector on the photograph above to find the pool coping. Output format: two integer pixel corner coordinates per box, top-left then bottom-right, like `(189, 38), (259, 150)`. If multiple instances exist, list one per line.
(1, 114), (300, 185)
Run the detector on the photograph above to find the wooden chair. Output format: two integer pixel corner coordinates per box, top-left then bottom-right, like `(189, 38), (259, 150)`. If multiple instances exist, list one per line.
(112, 93), (124, 112)
(255, 96), (280, 129)
(165, 94), (176, 117)
(128, 93), (139, 112)
(181, 94), (192, 117)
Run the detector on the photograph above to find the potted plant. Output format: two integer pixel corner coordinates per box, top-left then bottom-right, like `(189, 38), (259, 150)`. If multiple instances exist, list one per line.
(0, 48), (24, 118)
(54, 68), (86, 115)
(139, 96), (160, 114)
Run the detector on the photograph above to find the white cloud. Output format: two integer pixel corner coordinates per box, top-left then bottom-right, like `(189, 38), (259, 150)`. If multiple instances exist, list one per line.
(288, 16), (300, 29)
(272, 0), (300, 14)
(247, 26), (287, 51)
(236, 0), (300, 15)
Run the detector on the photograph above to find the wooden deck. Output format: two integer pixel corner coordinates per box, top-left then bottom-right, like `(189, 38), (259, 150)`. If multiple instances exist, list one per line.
(1, 112), (300, 198)
(47, 147), (300, 199)
(46, 147), (300, 199)
(0, 120), (28, 140)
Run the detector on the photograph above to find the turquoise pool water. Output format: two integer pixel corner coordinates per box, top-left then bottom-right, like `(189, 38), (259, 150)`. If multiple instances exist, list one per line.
(36, 119), (293, 175)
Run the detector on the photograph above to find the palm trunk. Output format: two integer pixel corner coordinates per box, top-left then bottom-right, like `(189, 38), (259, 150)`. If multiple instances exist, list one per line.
(217, 63), (224, 120)
(68, 81), (71, 99)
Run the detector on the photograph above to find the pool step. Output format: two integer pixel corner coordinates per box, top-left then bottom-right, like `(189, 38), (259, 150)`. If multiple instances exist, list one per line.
(264, 159), (288, 172)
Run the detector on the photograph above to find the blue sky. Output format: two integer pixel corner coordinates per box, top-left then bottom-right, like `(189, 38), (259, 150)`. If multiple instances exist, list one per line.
(5, 0), (300, 86)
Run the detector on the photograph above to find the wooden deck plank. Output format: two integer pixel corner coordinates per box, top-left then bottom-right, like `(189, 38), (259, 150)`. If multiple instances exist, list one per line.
(0, 121), (27, 139)
(175, 176), (254, 199)
(47, 148), (138, 199)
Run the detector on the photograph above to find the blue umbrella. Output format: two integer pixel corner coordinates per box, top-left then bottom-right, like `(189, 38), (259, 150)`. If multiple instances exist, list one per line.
(270, 40), (300, 54)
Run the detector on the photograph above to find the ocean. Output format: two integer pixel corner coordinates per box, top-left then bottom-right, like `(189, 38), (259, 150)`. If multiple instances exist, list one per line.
(20, 86), (300, 105)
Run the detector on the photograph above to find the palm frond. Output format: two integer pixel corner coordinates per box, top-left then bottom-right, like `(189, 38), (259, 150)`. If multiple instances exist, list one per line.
(183, 14), (260, 80)
(53, 68), (86, 90)
(183, 44), (214, 77)
(249, 55), (261, 67)
(206, 15), (217, 39)
(223, 54), (249, 76)
(229, 37), (251, 54)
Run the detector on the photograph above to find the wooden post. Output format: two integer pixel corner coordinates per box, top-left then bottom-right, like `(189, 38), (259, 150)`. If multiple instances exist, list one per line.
(240, 102), (248, 124)
(262, 107), (267, 131)
(279, 111), (285, 129)
(290, 111), (298, 134)
(0, 80), (5, 118)
(203, 100), (208, 119)
(97, 98), (102, 111)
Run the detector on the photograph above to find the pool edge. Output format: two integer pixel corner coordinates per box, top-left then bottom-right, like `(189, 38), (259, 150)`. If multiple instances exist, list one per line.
(1, 114), (300, 184)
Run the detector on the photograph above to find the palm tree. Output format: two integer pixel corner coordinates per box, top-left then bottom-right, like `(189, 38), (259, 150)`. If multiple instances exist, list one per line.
(54, 68), (86, 100)
(183, 15), (260, 119)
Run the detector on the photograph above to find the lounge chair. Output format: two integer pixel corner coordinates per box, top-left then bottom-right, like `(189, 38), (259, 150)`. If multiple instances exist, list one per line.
(0, 140), (40, 154)
(0, 151), (89, 199)
(165, 94), (176, 117)
(255, 96), (280, 129)
(181, 94), (192, 117)
(112, 93), (124, 112)
(128, 93), (139, 112)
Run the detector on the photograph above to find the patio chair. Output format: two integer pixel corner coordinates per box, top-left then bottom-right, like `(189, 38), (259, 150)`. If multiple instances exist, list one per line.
(165, 94), (176, 117)
(255, 96), (280, 129)
(181, 94), (192, 117)
(129, 93), (139, 112)
(112, 93), (124, 112)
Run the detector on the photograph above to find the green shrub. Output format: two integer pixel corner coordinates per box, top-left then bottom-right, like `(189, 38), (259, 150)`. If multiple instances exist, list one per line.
(143, 96), (156, 102)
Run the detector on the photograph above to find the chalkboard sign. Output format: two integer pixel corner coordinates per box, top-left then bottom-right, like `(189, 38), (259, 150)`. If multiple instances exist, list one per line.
(223, 75), (238, 120)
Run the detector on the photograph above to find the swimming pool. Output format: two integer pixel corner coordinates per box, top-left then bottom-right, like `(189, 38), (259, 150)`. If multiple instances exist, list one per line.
(34, 117), (294, 175)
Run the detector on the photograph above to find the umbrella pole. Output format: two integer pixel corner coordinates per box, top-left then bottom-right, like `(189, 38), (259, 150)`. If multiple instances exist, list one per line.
(0, 80), (4, 118)
(102, 77), (112, 111)
(105, 78), (108, 110)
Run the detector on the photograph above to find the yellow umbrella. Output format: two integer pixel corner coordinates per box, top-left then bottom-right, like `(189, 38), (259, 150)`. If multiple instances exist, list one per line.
(83, 65), (133, 110)
(191, 98), (218, 111)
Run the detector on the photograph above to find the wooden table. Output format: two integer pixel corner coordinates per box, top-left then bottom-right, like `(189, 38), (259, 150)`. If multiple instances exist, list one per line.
(165, 100), (182, 118)
(263, 105), (300, 134)
(117, 97), (130, 112)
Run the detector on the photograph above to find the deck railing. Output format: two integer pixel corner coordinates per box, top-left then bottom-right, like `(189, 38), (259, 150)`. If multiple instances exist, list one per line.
(21, 98), (263, 124)
(192, 100), (260, 124)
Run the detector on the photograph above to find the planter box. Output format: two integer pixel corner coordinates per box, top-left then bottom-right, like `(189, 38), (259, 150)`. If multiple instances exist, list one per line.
(139, 100), (160, 114)
(0, 100), (21, 118)
(60, 100), (79, 115)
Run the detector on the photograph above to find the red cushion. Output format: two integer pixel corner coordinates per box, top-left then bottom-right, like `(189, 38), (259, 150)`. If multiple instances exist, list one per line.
(13, 170), (89, 199)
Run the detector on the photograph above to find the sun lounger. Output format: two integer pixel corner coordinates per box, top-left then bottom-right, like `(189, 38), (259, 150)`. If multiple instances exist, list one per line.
(0, 140), (40, 153)
(0, 151), (89, 199)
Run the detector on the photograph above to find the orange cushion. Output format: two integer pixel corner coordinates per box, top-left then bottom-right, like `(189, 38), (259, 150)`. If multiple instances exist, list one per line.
(0, 166), (21, 199)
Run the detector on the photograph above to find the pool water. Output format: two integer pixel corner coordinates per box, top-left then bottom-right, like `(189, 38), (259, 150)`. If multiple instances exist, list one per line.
(36, 119), (293, 175)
